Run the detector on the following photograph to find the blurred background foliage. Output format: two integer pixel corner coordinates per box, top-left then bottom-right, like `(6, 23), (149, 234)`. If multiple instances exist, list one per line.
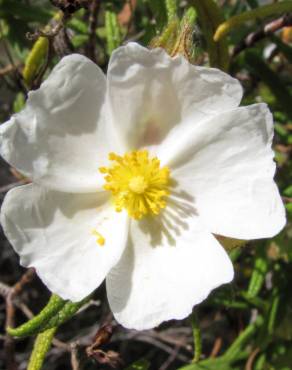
(0, 0), (292, 369)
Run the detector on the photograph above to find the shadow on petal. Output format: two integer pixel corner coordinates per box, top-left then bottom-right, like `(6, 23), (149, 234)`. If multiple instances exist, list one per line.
(139, 187), (198, 248)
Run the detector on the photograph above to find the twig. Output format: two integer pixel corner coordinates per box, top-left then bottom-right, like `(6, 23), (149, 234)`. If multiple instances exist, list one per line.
(5, 290), (17, 370)
(15, 302), (34, 319)
(0, 281), (12, 297)
(53, 27), (74, 57)
(154, 330), (191, 350)
(52, 337), (71, 351)
(245, 347), (260, 370)
(159, 345), (180, 370)
(210, 337), (223, 358)
(0, 64), (21, 77)
(125, 334), (190, 362)
(27, 13), (69, 41)
(119, 0), (137, 40)
(77, 299), (100, 313)
(13, 268), (35, 296)
(233, 13), (292, 57)
(70, 342), (81, 370)
(283, 196), (292, 204)
(86, 0), (100, 62)
(3, 269), (35, 370)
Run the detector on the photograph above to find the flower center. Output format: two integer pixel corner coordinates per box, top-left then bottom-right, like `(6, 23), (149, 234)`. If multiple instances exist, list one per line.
(99, 150), (170, 220)
(128, 176), (148, 194)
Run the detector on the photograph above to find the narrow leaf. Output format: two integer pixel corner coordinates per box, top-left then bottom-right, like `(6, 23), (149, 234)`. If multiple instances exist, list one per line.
(7, 294), (66, 338)
(42, 295), (91, 331)
(191, 0), (229, 71)
(27, 327), (57, 370)
(214, 1), (292, 41)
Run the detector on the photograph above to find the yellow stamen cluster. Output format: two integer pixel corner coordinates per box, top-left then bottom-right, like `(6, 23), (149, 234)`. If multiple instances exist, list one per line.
(100, 150), (170, 220)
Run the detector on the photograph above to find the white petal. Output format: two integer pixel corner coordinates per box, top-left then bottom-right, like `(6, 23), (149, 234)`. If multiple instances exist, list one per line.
(107, 42), (242, 149)
(0, 54), (108, 193)
(1, 184), (129, 301)
(159, 103), (286, 240)
(106, 211), (233, 330)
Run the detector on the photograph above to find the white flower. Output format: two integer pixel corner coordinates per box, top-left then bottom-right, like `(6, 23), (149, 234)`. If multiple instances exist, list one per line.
(0, 42), (285, 330)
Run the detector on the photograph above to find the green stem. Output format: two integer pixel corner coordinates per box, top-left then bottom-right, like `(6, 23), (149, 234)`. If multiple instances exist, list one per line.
(42, 295), (91, 331)
(222, 315), (264, 361)
(105, 10), (121, 55)
(165, 0), (177, 21)
(267, 292), (280, 334)
(247, 256), (269, 298)
(7, 294), (66, 338)
(190, 310), (202, 363)
(214, 1), (292, 41)
(27, 327), (57, 370)
(254, 353), (266, 370)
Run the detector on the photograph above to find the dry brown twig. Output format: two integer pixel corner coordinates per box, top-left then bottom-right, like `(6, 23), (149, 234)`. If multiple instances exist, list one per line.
(233, 13), (292, 57)
(119, 0), (137, 41)
(0, 64), (22, 77)
(86, 324), (123, 368)
(1, 269), (35, 370)
(210, 337), (223, 358)
(158, 345), (180, 370)
(245, 347), (260, 370)
(70, 342), (81, 370)
(86, 0), (101, 62)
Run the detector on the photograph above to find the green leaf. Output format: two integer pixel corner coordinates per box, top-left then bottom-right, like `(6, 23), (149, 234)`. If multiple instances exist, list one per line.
(13, 93), (25, 113)
(23, 36), (49, 87)
(27, 327), (57, 370)
(0, 0), (51, 23)
(179, 359), (234, 370)
(147, 0), (168, 31)
(190, 310), (202, 363)
(42, 296), (91, 331)
(244, 51), (292, 119)
(191, 0), (229, 70)
(125, 359), (150, 370)
(7, 294), (66, 338)
(214, 1), (292, 41)
(223, 316), (264, 361)
(246, 0), (259, 9)
(165, 0), (177, 21)
(247, 255), (269, 298)
(69, 18), (88, 34)
(105, 10), (122, 55)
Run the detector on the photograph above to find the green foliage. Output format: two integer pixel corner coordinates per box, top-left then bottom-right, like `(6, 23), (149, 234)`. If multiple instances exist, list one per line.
(165, 0), (177, 21)
(191, 0), (230, 70)
(105, 9), (122, 55)
(244, 51), (292, 119)
(27, 327), (57, 370)
(247, 248), (269, 298)
(23, 36), (49, 87)
(214, 1), (292, 41)
(42, 295), (91, 330)
(7, 294), (66, 338)
(126, 359), (150, 370)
